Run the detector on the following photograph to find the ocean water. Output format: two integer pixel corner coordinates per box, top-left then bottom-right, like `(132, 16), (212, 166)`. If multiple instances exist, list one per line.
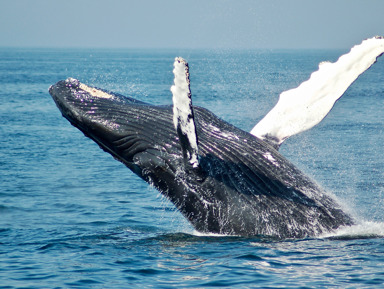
(1, 47), (384, 288)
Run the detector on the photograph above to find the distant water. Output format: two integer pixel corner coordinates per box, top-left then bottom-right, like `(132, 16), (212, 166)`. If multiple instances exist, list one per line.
(1, 47), (384, 288)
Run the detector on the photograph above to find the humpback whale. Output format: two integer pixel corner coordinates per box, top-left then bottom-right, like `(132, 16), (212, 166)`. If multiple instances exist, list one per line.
(49, 37), (384, 238)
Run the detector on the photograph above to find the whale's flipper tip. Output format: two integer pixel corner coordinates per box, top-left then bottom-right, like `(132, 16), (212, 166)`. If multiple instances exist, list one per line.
(171, 57), (199, 168)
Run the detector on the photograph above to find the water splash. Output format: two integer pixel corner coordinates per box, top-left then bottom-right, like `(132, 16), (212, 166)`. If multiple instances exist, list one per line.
(321, 221), (384, 239)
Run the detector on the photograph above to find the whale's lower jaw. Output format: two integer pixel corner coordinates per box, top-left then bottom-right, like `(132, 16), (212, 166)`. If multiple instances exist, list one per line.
(49, 79), (354, 238)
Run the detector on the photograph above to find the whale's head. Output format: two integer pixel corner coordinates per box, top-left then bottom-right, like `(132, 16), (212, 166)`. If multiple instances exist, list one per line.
(49, 78), (146, 143)
(49, 78), (184, 178)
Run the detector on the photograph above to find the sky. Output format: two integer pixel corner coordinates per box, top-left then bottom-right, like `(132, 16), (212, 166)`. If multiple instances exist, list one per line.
(1, 0), (384, 49)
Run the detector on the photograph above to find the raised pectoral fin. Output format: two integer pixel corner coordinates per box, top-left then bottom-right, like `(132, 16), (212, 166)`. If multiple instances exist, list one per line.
(171, 57), (199, 168)
(251, 36), (384, 148)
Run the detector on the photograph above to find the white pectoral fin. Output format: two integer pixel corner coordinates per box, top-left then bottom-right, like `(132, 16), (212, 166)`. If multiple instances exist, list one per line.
(251, 36), (384, 148)
(171, 57), (199, 168)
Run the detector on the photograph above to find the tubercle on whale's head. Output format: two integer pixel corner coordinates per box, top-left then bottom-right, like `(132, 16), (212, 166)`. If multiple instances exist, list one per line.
(65, 77), (80, 88)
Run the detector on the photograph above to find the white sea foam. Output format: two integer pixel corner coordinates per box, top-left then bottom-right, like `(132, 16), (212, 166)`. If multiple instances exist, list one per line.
(192, 230), (230, 237)
(321, 221), (384, 239)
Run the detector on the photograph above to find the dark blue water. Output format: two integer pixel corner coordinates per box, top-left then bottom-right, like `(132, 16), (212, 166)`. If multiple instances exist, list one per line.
(1, 47), (384, 288)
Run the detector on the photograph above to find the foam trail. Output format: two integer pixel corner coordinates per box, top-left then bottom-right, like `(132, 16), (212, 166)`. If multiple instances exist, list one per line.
(192, 230), (230, 237)
(194, 222), (384, 239)
(251, 36), (384, 148)
(321, 221), (384, 239)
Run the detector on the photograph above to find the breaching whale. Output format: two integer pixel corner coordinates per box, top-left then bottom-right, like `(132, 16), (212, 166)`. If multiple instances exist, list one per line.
(49, 37), (384, 238)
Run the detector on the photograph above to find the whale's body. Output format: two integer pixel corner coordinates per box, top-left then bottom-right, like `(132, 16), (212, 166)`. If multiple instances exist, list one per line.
(49, 79), (353, 238)
(49, 37), (384, 238)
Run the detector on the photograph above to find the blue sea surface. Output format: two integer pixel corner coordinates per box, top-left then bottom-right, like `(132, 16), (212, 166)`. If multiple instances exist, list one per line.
(1, 47), (384, 288)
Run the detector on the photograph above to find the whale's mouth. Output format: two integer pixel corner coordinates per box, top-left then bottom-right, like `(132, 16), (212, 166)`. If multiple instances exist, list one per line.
(49, 78), (158, 164)
(49, 79), (122, 146)
(49, 78), (180, 170)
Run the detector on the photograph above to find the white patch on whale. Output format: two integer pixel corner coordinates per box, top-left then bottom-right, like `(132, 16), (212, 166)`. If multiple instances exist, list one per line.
(251, 36), (384, 148)
(171, 57), (199, 168)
